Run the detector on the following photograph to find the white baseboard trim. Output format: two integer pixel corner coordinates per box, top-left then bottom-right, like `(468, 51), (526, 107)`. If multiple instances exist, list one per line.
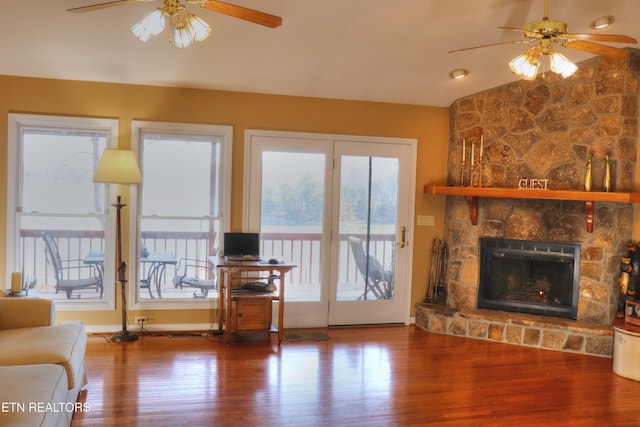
(85, 323), (217, 334)
(86, 320), (417, 334)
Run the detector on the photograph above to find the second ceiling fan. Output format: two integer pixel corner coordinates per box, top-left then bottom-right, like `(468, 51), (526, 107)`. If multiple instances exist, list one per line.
(450, 0), (637, 80)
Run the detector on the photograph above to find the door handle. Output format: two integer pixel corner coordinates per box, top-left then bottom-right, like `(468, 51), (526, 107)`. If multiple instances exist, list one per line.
(396, 226), (406, 248)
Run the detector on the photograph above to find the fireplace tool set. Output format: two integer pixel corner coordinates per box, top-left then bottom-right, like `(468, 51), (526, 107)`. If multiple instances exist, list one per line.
(426, 238), (447, 305)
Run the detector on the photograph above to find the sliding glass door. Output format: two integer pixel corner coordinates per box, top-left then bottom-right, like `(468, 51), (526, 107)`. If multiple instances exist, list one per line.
(245, 131), (415, 327)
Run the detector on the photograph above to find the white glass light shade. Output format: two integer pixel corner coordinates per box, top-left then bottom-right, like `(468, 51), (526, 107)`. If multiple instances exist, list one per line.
(509, 53), (530, 77)
(549, 51), (578, 78)
(130, 8), (165, 42)
(173, 25), (195, 48)
(509, 48), (539, 81)
(188, 14), (211, 42)
(93, 149), (142, 185)
(143, 8), (166, 36)
(130, 20), (152, 42)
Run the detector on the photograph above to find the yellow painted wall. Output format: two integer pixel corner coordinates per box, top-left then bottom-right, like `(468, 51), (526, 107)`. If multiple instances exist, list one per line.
(0, 75), (448, 327)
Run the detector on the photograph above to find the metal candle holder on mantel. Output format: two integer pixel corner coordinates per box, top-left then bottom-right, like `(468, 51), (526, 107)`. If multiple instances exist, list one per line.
(460, 135), (483, 187)
(460, 138), (466, 186)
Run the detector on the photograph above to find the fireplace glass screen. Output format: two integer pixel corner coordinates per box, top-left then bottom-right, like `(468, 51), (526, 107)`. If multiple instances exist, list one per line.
(478, 238), (580, 319)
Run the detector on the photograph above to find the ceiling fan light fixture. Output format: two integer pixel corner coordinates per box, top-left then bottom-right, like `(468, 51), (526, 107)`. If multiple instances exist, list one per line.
(130, 20), (152, 43)
(172, 14), (206, 48)
(549, 50), (577, 78)
(509, 48), (540, 81)
(590, 15), (614, 30)
(188, 14), (211, 42)
(173, 25), (195, 48)
(129, 0), (211, 48)
(130, 8), (165, 42)
(142, 8), (167, 36)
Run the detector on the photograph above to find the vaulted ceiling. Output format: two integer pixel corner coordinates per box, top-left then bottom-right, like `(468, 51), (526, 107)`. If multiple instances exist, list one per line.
(3, 1), (639, 107)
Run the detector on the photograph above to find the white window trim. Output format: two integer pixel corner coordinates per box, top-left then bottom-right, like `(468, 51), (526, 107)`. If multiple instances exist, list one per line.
(130, 120), (233, 310)
(7, 113), (119, 311)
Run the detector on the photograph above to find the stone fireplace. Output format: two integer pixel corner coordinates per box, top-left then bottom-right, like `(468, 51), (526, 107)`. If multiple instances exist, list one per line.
(415, 50), (640, 357)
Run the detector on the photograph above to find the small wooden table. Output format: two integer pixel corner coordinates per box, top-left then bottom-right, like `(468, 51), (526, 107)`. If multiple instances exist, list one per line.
(210, 257), (296, 345)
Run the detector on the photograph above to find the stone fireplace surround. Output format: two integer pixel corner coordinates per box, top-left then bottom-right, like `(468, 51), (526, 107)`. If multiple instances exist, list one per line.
(416, 50), (640, 357)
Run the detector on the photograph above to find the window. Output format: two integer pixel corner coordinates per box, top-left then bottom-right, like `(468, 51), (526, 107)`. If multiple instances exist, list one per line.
(8, 114), (118, 310)
(131, 121), (232, 308)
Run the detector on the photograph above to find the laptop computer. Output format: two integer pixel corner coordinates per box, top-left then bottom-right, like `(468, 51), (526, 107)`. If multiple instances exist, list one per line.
(223, 232), (261, 261)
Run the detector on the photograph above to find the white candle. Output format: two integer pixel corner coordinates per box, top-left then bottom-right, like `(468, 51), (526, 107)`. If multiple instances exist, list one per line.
(462, 138), (466, 160)
(480, 135), (484, 159)
(11, 272), (21, 293)
(471, 143), (475, 166)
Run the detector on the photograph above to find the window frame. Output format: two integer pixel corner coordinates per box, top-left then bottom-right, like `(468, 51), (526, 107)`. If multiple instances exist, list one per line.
(130, 120), (233, 310)
(7, 113), (119, 311)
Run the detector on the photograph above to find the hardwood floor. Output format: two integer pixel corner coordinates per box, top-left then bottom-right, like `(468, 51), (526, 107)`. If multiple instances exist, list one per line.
(72, 326), (640, 426)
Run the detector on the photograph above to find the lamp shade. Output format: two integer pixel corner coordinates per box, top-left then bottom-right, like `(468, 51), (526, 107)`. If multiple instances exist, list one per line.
(93, 149), (142, 184)
(509, 47), (540, 81)
(549, 51), (578, 78)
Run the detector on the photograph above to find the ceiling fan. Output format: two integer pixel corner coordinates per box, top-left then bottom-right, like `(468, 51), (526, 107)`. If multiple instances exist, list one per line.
(450, 0), (637, 80)
(67, 0), (282, 47)
(68, 0), (282, 28)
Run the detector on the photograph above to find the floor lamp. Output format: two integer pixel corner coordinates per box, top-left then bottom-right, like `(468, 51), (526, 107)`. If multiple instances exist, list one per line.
(93, 149), (142, 342)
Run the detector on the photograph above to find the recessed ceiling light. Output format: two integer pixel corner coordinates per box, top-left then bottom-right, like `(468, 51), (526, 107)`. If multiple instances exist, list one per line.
(590, 15), (614, 30)
(449, 68), (469, 79)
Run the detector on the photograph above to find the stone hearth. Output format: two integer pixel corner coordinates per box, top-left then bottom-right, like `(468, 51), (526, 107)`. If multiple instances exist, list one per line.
(415, 304), (613, 357)
(417, 50), (640, 357)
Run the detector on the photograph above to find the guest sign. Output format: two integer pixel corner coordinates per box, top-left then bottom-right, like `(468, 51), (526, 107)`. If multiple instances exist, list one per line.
(518, 178), (550, 190)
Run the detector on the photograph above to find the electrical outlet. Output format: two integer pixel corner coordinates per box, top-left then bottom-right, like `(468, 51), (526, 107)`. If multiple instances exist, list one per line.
(135, 316), (147, 325)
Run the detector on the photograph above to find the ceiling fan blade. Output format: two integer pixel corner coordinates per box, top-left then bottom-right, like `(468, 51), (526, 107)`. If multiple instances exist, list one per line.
(201, 1), (282, 28)
(66, 0), (148, 13)
(565, 33), (637, 44)
(562, 40), (629, 58)
(449, 39), (532, 54)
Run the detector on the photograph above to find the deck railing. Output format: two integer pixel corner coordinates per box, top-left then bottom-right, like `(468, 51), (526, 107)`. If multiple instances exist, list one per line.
(19, 230), (396, 298)
(259, 232), (396, 287)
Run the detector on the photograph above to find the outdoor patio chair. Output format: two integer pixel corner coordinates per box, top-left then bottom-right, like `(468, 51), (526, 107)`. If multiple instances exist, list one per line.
(172, 257), (217, 298)
(139, 278), (154, 299)
(40, 231), (103, 299)
(348, 236), (394, 300)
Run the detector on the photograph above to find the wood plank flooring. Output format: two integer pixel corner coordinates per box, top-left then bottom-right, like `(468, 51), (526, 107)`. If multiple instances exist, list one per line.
(71, 326), (640, 426)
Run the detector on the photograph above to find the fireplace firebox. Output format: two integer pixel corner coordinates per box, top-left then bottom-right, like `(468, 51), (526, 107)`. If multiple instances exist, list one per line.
(478, 238), (580, 319)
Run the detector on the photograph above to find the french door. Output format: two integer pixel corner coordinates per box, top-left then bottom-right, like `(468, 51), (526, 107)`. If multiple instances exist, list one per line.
(245, 130), (416, 327)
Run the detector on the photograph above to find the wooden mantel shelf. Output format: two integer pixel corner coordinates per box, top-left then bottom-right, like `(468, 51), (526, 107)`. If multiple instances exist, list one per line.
(424, 185), (640, 233)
